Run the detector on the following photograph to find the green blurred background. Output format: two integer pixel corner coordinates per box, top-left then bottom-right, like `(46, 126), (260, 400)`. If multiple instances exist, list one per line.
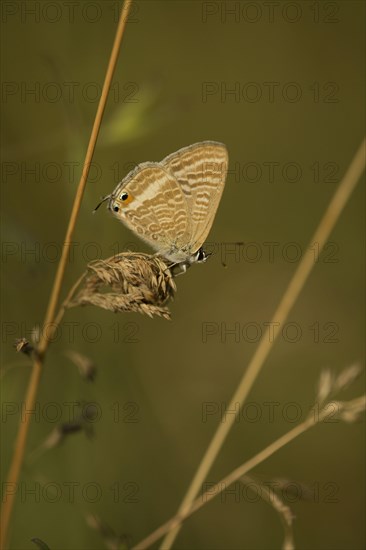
(1, 1), (365, 549)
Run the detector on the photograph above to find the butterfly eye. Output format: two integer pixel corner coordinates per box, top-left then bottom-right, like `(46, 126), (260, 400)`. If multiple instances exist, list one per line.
(113, 205), (119, 212)
(120, 192), (129, 201)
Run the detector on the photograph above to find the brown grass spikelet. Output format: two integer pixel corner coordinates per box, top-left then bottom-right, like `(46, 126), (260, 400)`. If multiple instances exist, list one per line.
(85, 513), (130, 550)
(316, 363), (362, 404)
(64, 350), (97, 381)
(13, 338), (34, 356)
(67, 252), (176, 320)
(334, 396), (366, 423)
(241, 474), (295, 550)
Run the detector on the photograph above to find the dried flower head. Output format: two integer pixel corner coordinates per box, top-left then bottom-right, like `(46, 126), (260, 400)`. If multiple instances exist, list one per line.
(68, 253), (176, 319)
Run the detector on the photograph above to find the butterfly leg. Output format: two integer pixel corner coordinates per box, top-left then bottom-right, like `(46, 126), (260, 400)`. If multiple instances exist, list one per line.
(167, 261), (192, 277)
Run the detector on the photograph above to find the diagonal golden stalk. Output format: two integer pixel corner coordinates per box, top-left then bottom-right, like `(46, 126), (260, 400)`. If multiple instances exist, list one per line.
(134, 395), (365, 549)
(160, 137), (366, 549)
(0, 1), (132, 546)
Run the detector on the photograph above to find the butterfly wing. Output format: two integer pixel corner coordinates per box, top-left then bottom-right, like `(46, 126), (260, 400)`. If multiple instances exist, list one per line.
(161, 141), (228, 251)
(109, 162), (190, 258)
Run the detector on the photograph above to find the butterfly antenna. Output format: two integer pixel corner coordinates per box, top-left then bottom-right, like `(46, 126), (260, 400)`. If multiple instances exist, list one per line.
(93, 195), (111, 213)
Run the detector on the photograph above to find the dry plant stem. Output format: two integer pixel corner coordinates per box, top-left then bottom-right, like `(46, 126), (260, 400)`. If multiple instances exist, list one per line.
(133, 400), (353, 550)
(161, 137), (366, 550)
(0, 2), (132, 546)
(52, 272), (87, 328)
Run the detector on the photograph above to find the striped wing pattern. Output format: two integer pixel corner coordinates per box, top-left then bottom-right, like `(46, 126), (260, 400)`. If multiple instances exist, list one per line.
(161, 141), (228, 250)
(111, 163), (189, 256)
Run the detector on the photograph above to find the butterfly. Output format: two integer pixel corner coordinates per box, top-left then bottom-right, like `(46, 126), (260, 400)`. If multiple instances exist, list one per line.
(96, 141), (228, 271)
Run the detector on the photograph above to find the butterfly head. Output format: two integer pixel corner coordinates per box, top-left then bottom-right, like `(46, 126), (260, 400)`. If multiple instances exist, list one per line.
(93, 188), (135, 218)
(108, 189), (135, 217)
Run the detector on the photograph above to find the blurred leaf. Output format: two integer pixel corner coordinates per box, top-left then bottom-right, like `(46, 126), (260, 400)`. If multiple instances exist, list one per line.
(100, 85), (169, 145)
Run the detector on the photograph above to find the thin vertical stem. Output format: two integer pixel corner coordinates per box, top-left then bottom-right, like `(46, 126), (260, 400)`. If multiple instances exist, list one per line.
(160, 138), (366, 549)
(0, 2), (132, 546)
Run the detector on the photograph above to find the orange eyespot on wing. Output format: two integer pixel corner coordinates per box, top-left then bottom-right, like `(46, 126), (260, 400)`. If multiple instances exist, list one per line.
(111, 192), (134, 213)
(119, 191), (134, 206)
